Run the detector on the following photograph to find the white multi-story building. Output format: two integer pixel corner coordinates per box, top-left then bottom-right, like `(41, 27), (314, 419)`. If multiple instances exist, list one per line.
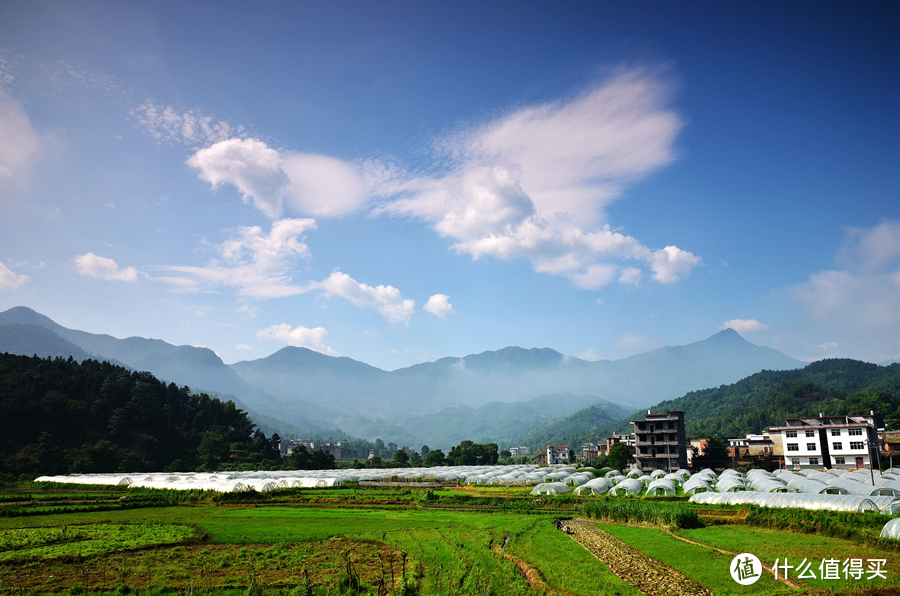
(769, 413), (880, 470)
(546, 445), (570, 465)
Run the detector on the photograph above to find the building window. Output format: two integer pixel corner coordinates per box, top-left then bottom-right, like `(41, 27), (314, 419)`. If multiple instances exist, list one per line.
(787, 443), (799, 451)
(786, 430), (797, 438)
(835, 457), (845, 465)
(807, 443), (817, 451)
(809, 458), (819, 465)
(849, 428), (863, 436)
(833, 442), (843, 450)
(850, 441), (865, 450)
(806, 430), (815, 437)
(831, 429), (841, 437)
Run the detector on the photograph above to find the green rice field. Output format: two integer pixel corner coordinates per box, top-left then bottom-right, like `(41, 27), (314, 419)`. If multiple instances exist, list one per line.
(1, 482), (899, 595)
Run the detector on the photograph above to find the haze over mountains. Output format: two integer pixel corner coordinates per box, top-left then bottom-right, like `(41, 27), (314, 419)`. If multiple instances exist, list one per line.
(0, 306), (806, 448)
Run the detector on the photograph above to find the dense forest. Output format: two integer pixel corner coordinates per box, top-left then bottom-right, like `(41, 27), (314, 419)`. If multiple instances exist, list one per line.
(0, 353), (286, 477)
(588, 359), (900, 441)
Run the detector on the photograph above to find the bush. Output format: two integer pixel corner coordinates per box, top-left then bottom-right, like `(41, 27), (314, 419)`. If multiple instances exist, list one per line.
(581, 497), (704, 529)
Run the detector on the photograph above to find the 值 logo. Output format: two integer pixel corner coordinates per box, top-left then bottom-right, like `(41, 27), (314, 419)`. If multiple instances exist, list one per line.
(730, 553), (762, 585)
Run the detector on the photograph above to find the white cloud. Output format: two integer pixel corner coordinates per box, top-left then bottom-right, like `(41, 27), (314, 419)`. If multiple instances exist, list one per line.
(575, 348), (603, 361)
(721, 319), (769, 333)
(618, 266), (642, 286)
(282, 153), (370, 217)
(784, 219), (900, 361)
(424, 294), (455, 318)
(836, 220), (900, 271)
(159, 218), (316, 298)
(0, 88), (41, 206)
(611, 333), (658, 356)
(374, 68), (699, 288)
(257, 323), (338, 356)
(187, 138), (371, 219)
(0, 262), (28, 290)
(157, 219), (413, 323)
(315, 270), (415, 324)
(236, 344), (253, 351)
(131, 100), (242, 146)
(73, 253), (138, 282)
(187, 138), (289, 219)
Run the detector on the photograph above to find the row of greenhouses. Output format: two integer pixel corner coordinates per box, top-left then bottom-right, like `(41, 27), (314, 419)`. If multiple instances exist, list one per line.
(36, 464), (581, 492)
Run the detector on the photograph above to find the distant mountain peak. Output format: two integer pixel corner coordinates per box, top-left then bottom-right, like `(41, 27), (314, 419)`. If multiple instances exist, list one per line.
(705, 328), (747, 343)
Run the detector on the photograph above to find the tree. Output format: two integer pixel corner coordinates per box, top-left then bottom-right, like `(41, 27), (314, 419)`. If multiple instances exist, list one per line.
(607, 443), (631, 471)
(409, 451), (422, 466)
(198, 430), (229, 470)
(424, 449), (445, 466)
(421, 445), (430, 457)
(393, 449), (410, 467)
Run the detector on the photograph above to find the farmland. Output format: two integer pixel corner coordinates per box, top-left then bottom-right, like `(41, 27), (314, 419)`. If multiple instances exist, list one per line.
(2, 482), (900, 595)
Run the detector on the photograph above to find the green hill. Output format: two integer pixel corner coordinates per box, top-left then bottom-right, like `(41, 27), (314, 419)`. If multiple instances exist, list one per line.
(0, 353), (277, 477)
(522, 359), (900, 448)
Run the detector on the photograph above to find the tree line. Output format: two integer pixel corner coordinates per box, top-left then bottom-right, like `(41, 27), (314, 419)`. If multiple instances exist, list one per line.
(0, 353), (330, 477)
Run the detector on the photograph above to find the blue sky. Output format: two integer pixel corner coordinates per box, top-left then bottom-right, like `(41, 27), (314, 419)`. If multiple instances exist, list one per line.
(1, 1), (898, 370)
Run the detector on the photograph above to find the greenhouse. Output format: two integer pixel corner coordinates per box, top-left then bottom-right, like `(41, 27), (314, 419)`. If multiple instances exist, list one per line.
(645, 478), (676, 495)
(682, 477), (712, 495)
(572, 477), (612, 495)
(530, 482), (571, 495)
(689, 491), (880, 513)
(608, 478), (643, 496)
(881, 518), (900, 540)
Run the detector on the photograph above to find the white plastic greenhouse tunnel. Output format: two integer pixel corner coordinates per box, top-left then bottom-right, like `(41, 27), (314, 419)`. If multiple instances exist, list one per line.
(530, 482), (571, 495)
(881, 518), (900, 540)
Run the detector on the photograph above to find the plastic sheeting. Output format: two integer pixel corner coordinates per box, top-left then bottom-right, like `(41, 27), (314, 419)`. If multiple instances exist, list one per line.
(573, 478), (612, 495)
(690, 491), (879, 513)
(881, 518), (900, 540)
(645, 479), (676, 495)
(608, 478), (644, 496)
(530, 482), (571, 495)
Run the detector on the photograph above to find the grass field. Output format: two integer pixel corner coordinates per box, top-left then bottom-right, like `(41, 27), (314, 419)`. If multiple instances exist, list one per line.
(2, 482), (900, 595)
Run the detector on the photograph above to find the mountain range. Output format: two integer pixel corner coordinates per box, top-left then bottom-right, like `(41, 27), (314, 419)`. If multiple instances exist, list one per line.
(0, 306), (806, 448)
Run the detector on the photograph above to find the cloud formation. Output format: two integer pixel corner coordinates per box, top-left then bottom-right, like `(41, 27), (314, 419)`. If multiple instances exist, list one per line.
(257, 323), (338, 356)
(0, 262), (28, 290)
(424, 294), (455, 318)
(721, 318), (769, 333)
(132, 100), (243, 147)
(73, 253), (138, 282)
(188, 138), (289, 219)
(0, 89), (41, 206)
(157, 219), (414, 323)
(315, 271), (415, 324)
(160, 218), (316, 298)
(374, 69), (700, 288)
(187, 139), (371, 219)
(785, 220), (900, 361)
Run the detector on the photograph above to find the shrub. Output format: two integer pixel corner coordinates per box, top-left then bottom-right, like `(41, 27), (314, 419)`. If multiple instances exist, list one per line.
(581, 497), (704, 529)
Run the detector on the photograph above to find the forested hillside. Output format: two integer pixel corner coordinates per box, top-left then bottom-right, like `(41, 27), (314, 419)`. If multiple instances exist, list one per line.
(0, 353), (279, 477)
(549, 359), (900, 445)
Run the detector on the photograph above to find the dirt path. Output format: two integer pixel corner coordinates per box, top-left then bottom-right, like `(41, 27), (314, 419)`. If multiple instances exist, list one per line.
(566, 519), (712, 596)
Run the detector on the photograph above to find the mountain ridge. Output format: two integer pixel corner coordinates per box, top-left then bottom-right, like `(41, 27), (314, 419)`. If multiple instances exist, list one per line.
(0, 306), (807, 446)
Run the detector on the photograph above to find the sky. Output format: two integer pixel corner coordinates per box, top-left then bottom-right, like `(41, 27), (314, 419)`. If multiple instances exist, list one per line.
(0, 1), (898, 370)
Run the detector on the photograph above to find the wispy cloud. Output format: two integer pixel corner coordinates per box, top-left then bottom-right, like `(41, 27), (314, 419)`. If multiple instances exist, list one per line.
(131, 100), (244, 147)
(158, 218), (316, 298)
(784, 220), (900, 361)
(257, 323), (339, 356)
(0, 262), (28, 290)
(73, 253), (138, 282)
(374, 68), (700, 288)
(0, 88), (41, 207)
(721, 319), (769, 333)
